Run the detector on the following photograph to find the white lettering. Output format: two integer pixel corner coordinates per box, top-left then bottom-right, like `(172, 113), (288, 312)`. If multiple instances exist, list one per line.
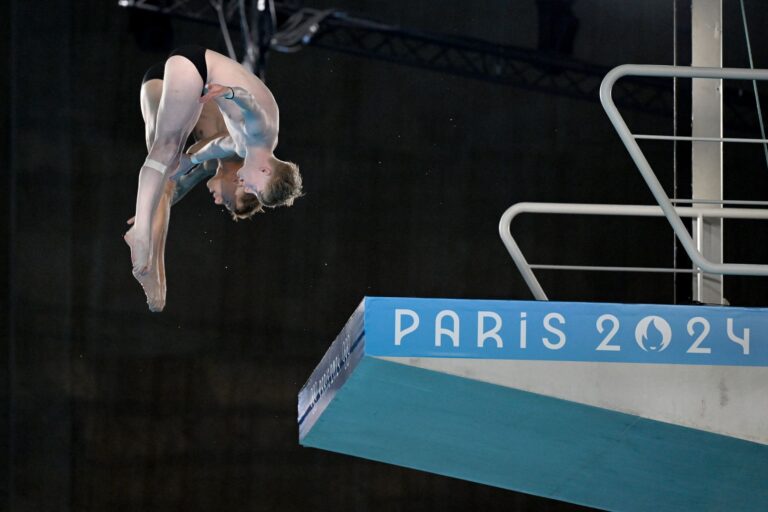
(477, 311), (503, 348)
(596, 314), (620, 351)
(727, 318), (750, 355)
(519, 311), (527, 349)
(686, 317), (711, 354)
(542, 312), (566, 350)
(394, 309), (420, 345)
(435, 310), (460, 347)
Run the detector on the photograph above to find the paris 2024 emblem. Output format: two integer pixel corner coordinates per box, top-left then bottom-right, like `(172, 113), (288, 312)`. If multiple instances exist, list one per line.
(634, 316), (672, 352)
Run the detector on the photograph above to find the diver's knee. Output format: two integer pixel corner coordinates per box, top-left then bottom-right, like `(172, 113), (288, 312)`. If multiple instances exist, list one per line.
(148, 137), (180, 160)
(144, 146), (174, 175)
(143, 157), (170, 175)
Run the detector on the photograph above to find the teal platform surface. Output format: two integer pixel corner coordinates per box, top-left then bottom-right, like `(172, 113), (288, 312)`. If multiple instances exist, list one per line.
(298, 297), (768, 511)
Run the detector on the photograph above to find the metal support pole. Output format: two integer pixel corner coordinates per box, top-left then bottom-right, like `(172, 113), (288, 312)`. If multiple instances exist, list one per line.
(691, 0), (723, 304)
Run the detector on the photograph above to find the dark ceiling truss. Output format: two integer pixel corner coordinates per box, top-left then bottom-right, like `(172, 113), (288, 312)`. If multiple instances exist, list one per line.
(119, 0), (759, 132)
(308, 17), (673, 116)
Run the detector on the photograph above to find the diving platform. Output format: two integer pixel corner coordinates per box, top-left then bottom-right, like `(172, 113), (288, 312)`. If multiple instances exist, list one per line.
(298, 297), (768, 511)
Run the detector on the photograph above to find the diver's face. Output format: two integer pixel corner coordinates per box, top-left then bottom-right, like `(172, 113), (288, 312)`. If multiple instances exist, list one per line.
(206, 165), (242, 212)
(236, 163), (272, 197)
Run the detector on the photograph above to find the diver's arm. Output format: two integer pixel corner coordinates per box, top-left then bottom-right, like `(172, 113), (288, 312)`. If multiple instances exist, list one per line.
(200, 84), (270, 135)
(170, 165), (215, 206)
(187, 135), (238, 164)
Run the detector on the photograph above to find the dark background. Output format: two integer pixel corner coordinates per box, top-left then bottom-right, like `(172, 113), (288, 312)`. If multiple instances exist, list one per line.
(3, 0), (767, 510)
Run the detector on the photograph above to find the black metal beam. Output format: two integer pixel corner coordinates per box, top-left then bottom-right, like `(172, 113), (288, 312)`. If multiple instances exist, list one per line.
(309, 14), (674, 117)
(118, 0), (760, 132)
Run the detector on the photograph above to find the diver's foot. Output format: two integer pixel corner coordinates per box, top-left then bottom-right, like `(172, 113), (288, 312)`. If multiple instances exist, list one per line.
(124, 228), (164, 311)
(126, 250), (165, 312)
(123, 227), (150, 275)
(157, 253), (167, 311)
(146, 270), (166, 313)
(151, 235), (167, 313)
(133, 266), (166, 312)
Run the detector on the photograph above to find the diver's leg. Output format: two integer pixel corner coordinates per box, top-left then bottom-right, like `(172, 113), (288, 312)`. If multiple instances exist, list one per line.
(124, 181), (173, 312)
(126, 55), (203, 276)
(147, 182), (173, 312)
(140, 79), (164, 152)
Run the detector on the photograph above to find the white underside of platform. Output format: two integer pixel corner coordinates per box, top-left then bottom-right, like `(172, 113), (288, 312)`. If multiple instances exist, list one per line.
(379, 356), (768, 445)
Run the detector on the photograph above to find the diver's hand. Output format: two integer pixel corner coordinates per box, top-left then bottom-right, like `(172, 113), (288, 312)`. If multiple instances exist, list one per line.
(169, 153), (197, 182)
(200, 83), (235, 104)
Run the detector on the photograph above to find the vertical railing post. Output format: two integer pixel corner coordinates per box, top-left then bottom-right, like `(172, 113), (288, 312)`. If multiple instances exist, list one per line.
(691, 0), (724, 304)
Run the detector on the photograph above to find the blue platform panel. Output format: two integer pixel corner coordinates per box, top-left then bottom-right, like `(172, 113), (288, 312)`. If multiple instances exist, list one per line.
(364, 297), (766, 366)
(298, 297), (768, 510)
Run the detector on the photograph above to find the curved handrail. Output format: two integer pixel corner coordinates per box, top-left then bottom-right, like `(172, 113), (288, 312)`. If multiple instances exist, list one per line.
(599, 64), (768, 277)
(499, 203), (768, 301)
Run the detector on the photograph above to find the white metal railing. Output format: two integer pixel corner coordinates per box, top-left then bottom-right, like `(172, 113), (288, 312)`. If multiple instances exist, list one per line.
(499, 203), (768, 301)
(500, 65), (768, 301)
